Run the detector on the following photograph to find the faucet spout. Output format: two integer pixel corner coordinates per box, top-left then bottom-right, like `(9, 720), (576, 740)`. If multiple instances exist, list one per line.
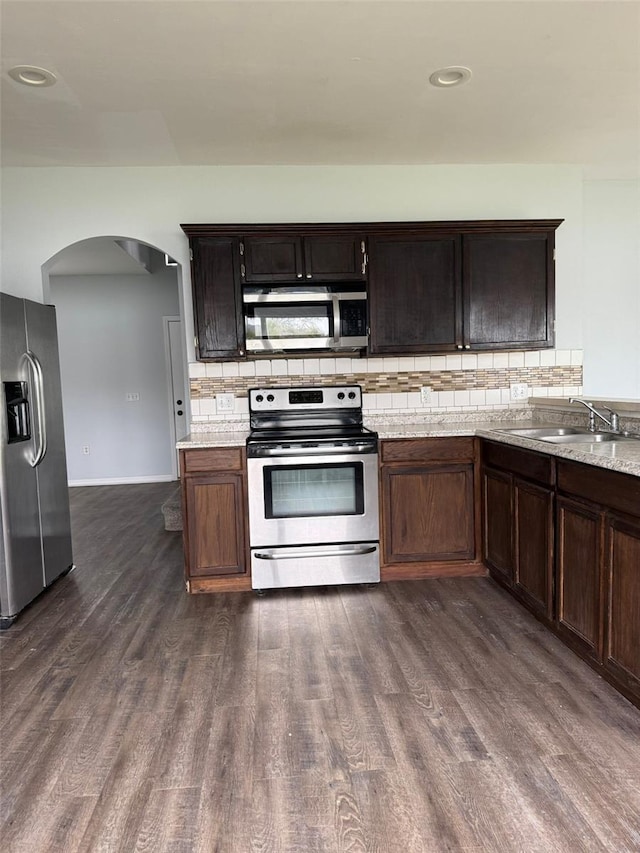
(569, 398), (620, 433)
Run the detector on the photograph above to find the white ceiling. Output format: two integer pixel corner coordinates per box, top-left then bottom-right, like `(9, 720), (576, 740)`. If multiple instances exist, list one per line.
(1, 1), (639, 178)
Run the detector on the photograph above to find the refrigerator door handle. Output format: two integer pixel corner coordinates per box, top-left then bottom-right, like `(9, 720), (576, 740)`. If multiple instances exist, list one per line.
(25, 350), (48, 467)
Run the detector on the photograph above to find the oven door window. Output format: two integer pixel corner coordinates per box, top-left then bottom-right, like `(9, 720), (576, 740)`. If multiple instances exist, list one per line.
(245, 303), (332, 342)
(264, 462), (364, 519)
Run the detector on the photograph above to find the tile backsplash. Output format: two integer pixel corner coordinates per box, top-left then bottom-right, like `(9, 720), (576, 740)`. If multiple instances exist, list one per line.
(189, 350), (583, 426)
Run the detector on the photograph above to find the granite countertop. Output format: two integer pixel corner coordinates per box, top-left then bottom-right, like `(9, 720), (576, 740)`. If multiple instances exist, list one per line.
(177, 418), (640, 478)
(177, 430), (249, 449)
(374, 418), (640, 478)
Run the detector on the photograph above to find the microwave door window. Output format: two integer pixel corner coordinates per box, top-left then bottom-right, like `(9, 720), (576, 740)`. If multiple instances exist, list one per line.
(245, 304), (332, 341)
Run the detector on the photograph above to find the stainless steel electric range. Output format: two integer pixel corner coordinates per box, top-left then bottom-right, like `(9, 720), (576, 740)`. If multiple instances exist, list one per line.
(246, 385), (380, 591)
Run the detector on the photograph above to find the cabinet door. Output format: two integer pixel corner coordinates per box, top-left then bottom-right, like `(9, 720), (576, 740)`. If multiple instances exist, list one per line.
(463, 231), (554, 350)
(482, 467), (513, 585)
(184, 474), (247, 577)
(368, 235), (461, 353)
(191, 237), (245, 359)
(382, 463), (474, 564)
(242, 236), (303, 282)
(604, 513), (640, 700)
(303, 235), (366, 281)
(556, 496), (603, 660)
(514, 479), (554, 618)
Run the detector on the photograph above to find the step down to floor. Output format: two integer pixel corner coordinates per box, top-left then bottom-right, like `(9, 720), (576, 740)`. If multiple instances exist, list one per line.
(161, 488), (182, 531)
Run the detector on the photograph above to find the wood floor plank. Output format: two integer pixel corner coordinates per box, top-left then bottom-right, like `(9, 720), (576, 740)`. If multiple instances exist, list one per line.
(148, 654), (223, 790)
(253, 647), (293, 780)
(74, 711), (167, 853)
(541, 753), (640, 851)
(249, 775), (336, 853)
(194, 704), (256, 853)
(132, 786), (201, 853)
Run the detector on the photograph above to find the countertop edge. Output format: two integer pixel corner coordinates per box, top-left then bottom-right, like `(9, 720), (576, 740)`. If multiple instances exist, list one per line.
(177, 423), (640, 478)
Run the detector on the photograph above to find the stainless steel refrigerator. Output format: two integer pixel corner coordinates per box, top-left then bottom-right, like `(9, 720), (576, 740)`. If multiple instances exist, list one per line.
(0, 292), (73, 628)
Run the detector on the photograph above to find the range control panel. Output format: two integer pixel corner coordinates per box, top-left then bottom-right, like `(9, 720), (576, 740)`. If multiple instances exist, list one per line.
(248, 385), (362, 412)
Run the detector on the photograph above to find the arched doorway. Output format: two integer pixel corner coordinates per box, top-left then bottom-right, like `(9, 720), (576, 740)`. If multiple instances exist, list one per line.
(43, 236), (188, 484)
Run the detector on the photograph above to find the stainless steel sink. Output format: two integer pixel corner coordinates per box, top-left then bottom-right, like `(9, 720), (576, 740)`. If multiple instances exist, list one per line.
(499, 426), (589, 438)
(539, 432), (637, 444)
(499, 426), (637, 444)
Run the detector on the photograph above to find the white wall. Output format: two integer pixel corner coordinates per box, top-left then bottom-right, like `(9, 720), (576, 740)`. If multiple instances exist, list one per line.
(1, 164), (584, 355)
(5, 164), (639, 397)
(50, 267), (180, 484)
(583, 179), (640, 398)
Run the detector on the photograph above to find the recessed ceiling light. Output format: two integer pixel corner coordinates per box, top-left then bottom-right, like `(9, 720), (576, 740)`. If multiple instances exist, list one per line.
(8, 65), (57, 87)
(429, 66), (472, 88)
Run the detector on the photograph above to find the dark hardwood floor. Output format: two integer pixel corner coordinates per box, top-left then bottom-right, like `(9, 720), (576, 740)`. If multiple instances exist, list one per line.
(1, 483), (640, 852)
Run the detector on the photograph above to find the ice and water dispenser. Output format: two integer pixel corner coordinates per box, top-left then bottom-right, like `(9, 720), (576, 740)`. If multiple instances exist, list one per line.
(4, 381), (31, 443)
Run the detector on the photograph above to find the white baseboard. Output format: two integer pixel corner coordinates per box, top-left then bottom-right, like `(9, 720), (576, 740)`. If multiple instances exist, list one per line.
(69, 475), (177, 487)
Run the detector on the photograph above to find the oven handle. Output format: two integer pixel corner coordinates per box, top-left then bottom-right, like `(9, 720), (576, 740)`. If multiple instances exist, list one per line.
(254, 546), (377, 560)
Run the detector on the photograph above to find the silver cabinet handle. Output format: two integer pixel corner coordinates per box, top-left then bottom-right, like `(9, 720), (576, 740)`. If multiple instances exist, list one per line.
(255, 546), (377, 561)
(24, 350), (47, 468)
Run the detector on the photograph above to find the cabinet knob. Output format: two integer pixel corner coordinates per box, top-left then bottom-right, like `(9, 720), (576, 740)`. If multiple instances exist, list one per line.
(465, 345), (471, 350)
(177, 410), (183, 416)
(306, 274), (312, 279)
(239, 349), (245, 356)
(297, 273), (303, 279)
(457, 345), (463, 350)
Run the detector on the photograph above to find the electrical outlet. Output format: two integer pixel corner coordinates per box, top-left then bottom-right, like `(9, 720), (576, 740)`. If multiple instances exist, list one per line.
(510, 383), (529, 401)
(126, 392), (140, 402)
(82, 445), (90, 455)
(216, 393), (235, 413)
(420, 386), (432, 405)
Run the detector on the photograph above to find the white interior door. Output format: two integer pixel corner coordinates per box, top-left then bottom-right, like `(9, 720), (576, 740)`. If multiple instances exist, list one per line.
(164, 316), (188, 477)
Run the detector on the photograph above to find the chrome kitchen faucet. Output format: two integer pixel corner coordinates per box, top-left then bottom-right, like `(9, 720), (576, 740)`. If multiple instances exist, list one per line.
(569, 398), (620, 433)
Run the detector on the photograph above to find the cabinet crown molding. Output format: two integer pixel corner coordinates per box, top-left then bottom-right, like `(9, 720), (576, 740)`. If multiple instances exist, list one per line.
(181, 219), (564, 238)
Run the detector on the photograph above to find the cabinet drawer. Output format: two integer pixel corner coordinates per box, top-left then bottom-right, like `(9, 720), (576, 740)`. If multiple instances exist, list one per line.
(557, 460), (640, 519)
(381, 437), (474, 464)
(482, 440), (554, 486)
(182, 447), (244, 473)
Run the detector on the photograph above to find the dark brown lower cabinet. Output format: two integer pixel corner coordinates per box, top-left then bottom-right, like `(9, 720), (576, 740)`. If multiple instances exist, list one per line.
(380, 437), (483, 580)
(483, 466), (513, 584)
(481, 441), (554, 621)
(604, 512), (640, 698)
(555, 496), (603, 660)
(180, 448), (251, 592)
(513, 479), (554, 616)
(482, 444), (640, 707)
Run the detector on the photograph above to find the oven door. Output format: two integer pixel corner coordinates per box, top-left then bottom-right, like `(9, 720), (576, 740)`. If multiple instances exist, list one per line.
(247, 452), (379, 548)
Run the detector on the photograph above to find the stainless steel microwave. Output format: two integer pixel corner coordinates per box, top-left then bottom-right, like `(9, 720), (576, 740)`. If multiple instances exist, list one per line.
(243, 285), (368, 353)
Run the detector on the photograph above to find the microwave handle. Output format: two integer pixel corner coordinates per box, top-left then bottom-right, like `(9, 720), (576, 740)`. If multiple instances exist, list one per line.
(331, 294), (341, 345)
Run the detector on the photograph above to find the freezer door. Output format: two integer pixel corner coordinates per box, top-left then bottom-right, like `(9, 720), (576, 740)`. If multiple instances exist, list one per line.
(24, 300), (73, 585)
(0, 294), (45, 618)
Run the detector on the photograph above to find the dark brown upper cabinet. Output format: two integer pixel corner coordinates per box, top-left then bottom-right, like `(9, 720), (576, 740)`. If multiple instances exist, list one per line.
(368, 222), (559, 354)
(463, 232), (555, 350)
(241, 234), (367, 283)
(190, 236), (245, 359)
(181, 220), (562, 360)
(368, 234), (461, 353)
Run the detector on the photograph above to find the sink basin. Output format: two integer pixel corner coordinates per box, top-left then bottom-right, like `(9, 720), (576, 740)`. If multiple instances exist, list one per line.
(539, 432), (635, 444)
(499, 426), (590, 438)
(499, 426), (636, 444)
